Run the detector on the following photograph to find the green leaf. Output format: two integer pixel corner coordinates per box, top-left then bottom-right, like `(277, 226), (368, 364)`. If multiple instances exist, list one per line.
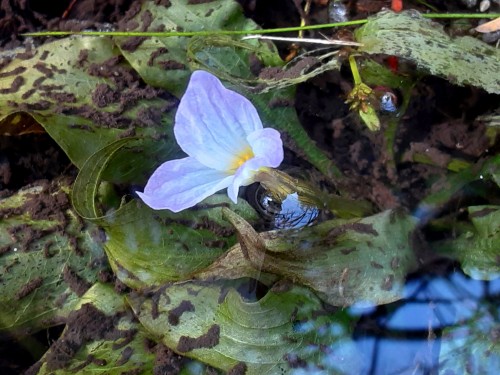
(355, 10), (500, 94)
(421, 155), (500, 208)
(0, 37), (176, 170)
(217, 208), (418, 306)
(0, 179), (106, 332)
(359, 105), (380, 131)
(435, 205), (500, 280)
(129, 281), (360, 374)
(72, 137), (138, 219)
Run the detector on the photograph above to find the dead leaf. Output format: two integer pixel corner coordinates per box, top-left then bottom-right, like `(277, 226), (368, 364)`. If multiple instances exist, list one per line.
(475, 17), (500, 33)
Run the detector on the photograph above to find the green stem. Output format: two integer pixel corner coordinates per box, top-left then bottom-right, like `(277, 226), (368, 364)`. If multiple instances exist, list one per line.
(423, 12), (500, 19)
(22, 13), (500, 38)
(348, 55), (362, 85)
(411, 152), (472, 172)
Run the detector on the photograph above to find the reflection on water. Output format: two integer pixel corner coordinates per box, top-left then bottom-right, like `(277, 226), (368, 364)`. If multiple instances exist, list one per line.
(293, 269), (499, 374)
(247, 183), (321, 229)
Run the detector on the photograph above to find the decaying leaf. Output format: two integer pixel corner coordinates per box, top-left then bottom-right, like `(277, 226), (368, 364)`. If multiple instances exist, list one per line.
(200, 208), (419, 307)
(475, 17), (500, 33)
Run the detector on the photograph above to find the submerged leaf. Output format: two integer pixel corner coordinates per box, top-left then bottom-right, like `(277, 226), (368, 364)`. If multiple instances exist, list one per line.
(101, 196), (258, 289)
(435, 205), (500, 280)
(129, 280), (361, 374)
(71, 136), (259, 289)
(355, 11), (500, 94)
(439, 303), (499, 374)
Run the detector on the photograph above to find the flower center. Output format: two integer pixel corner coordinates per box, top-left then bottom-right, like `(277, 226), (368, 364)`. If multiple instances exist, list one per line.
(230, 147), (254, 171)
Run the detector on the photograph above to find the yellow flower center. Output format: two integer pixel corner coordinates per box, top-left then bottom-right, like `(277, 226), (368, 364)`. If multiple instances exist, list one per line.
(230, 147), (254, 171)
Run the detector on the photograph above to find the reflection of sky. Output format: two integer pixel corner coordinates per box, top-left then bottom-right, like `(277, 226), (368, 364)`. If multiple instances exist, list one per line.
(352, 272), (499, 374)
(292, 271), (499, 375)
(274, 193), (319, 229)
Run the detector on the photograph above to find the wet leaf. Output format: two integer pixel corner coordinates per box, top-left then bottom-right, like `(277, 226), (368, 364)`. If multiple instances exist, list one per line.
(129, 280), (361, 374)
(213, 208), (418, 306)
(0, 36), (176, 174)
(359, 58), (415, 91)
(0, 178), (106, 332)
(435, 205), (500, 280)
(355, 10), (500, 94)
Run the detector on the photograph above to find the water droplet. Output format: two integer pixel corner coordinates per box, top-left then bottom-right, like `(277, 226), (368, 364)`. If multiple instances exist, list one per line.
(379, 91), (398, 113)
(248, 184), (320, 229)
(328, 1), (348, 23)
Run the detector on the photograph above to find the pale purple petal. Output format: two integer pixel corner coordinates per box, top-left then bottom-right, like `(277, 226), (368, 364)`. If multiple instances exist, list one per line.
(175, 70), (263, 170)
(137, 157), (233, 212)
(227, 157), (270, 203)
(247, 127), (284, 168)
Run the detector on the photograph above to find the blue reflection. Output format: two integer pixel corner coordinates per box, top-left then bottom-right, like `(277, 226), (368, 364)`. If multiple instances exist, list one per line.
(351, 271), (499, 374)
(289, 270), (499, 374)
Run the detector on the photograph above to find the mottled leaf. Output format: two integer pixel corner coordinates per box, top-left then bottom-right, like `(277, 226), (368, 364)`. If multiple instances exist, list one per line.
(355, 10), (500, 94)
(116, 0), (281, 97)
(101, 197), (258, 290)
(0, 36), (176, 177)
(71, 136), (259, 289)
(33, 283), (158, 374)
(0, 178), (106, 332)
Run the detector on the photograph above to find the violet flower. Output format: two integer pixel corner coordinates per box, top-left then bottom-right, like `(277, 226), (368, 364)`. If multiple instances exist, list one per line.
(137, 70), (284, 212)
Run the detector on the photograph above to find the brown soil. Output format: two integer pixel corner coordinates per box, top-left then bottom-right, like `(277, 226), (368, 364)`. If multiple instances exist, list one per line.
(1, 0), (499, 374)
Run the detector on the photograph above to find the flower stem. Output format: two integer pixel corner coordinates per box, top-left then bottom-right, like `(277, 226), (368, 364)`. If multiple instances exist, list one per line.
(348, 55), (362, 86)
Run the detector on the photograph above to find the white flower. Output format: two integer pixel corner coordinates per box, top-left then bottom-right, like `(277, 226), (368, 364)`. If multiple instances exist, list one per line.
(137, 70), (283, 212)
